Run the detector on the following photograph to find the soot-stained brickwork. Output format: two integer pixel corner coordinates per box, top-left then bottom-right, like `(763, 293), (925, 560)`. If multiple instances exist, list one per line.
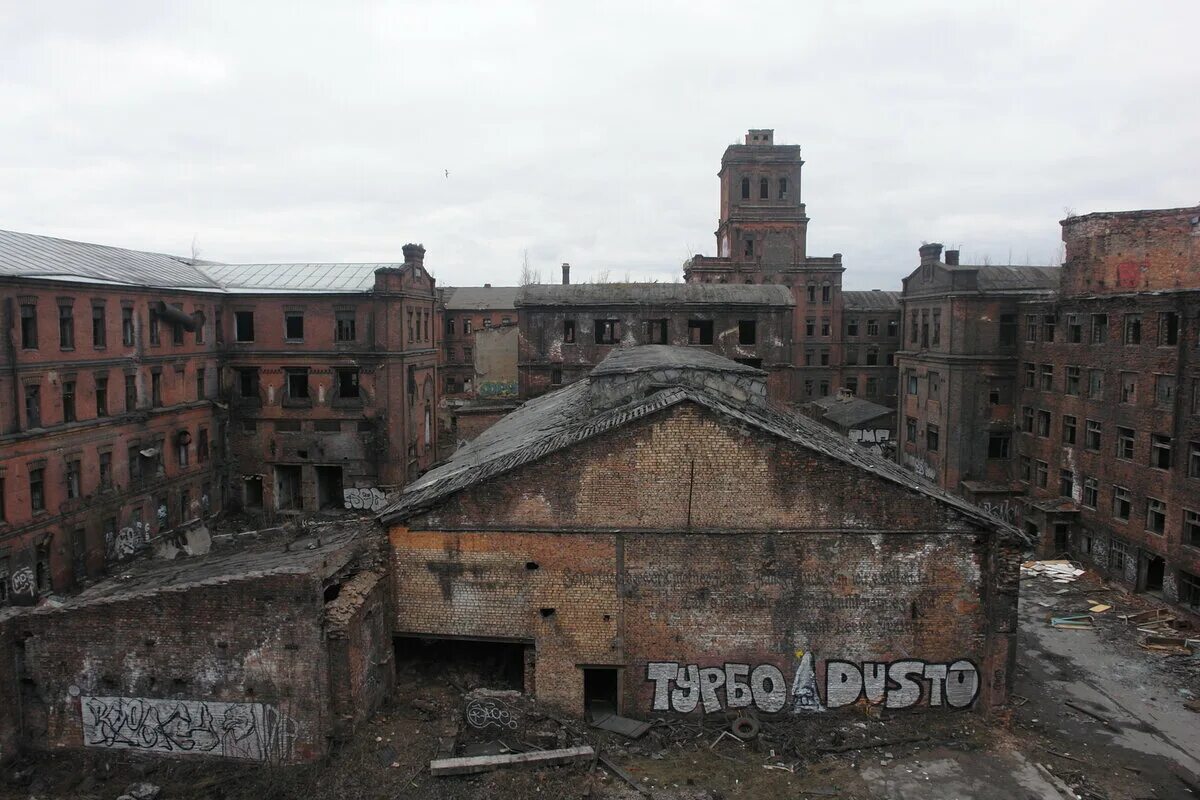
(384, 347), (1019, 718)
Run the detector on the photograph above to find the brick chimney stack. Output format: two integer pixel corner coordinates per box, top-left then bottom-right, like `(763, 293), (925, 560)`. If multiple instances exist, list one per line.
(562, 262), (570, 285)
(944, 249), (960, 266)
(919, 243), (944, 266)
(402, 243), (425, 269)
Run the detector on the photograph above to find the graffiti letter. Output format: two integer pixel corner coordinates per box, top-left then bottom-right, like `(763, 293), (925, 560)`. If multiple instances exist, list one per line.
(824, 661), (863, 709)
(862, 662), (887, 704)
(646, 662), (677, 712)
(886, 661), (924, 709)
(750, 665), (787, 713)
(945, 660), (980, 709)
(923, 663), (948, 706)
(790, 652), (825, 713)
(724, 663), (752, 709)
(698, 667), (725, 714)
(671, 665), (700, 713)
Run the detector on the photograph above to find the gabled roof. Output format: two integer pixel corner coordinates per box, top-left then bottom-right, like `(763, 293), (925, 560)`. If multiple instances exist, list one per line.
(0, 228), (219, 289)
(842, 290), (901, 311)
(516, 283), (794, 307)
(973, 266), (1060, 291)
(198, 262), (389, 293)
(442, 286), (520, 310)
(379, 367), (1017, 540)
(804, 394), (893, 428)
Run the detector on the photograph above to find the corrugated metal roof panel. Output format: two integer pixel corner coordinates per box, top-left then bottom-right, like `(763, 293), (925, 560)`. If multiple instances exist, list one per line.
(0, 229), (220, 289)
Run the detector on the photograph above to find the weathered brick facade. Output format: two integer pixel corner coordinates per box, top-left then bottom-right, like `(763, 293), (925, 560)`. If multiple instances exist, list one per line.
(0, 232), (437, 607)
(683, 130), (902, 405)
(385, 350), (1018, 719)
(1016, 207), (1200, 612)
(0, 529), (390, 764)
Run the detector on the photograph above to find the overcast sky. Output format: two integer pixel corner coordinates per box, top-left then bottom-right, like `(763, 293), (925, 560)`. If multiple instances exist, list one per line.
(2, 2), (1196, 290)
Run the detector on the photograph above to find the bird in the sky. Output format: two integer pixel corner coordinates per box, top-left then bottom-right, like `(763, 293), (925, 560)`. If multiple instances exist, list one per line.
(444, 169), (450, 178)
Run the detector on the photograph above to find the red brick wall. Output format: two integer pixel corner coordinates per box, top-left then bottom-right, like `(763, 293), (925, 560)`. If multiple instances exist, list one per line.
(7, 572), (329, 763)
(391, 403), (1015, 716)
(326, 570), (394, 739)
(1061, 207), (1200, 296)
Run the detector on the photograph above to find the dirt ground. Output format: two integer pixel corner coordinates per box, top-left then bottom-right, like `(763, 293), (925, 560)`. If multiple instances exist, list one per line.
(3, 564), (1197, 800)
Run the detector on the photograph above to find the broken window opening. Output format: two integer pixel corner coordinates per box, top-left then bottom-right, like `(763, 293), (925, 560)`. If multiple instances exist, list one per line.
(687, 320), (714, 346)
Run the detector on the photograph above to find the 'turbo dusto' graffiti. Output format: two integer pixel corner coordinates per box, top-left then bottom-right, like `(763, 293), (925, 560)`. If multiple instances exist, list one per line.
(647, 654), (979, 713)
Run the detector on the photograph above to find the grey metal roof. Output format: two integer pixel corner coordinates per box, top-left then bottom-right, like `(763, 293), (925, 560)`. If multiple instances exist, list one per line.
(442, 286), (520, 310)
(591, 344), (763, 377)
(379, 353), (1019, 541)
(973, 266), (1060, 291)
(0, 228), (220, 289)
(516, 283), (794, 307)
(842, 290), (901, 311)
(198, 262), (389, 293)
(805, 394), (894, 428)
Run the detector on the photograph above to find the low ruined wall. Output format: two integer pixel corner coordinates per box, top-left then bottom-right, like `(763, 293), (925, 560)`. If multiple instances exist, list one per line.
(326, 570), (394, 738)
(9, 573), (330, 763)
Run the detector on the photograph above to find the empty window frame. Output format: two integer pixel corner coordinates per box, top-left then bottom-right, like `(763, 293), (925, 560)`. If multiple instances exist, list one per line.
(238, 367), (260, 399)
(687, 320), (714, 345)
(1116, 426), (1135, 460)
(987, 432), (1010, 459)
(998, 314), (1017, 347)
(926, 423), (939, 452)
(1062, 414), (1077, 445)
(1146, 498), (1166, 534)
(1082, 477), (1098, 509)
(235, 311), (255, 342)
(1085, 419), (1102, 451)
(1039, 364), (1053, 391)
(1155, 374), (1175, 407)
(759, 177), (769, 199)
(335, 310), (357, 341)
(1120, 372), (1138, 404)
(1041, 314), (1056, 342)
(20, 303), (37, 348)
(1088, 369), (1104, 399)
(738, 320), (757, 345)
(95, 375), (108, 416)
(337, 368), (361, 399)
(62, 379), (76, 423)
(642, 319), (668, 344)
(286, 368), (310, 400)
(91, 303), (106, 348)
(1059, 469), (1074, 498)
(1065, 365), (1081, 396)
(58, 303), (75, 349)
(1124, 313), (1142, 344)
(1090, 313), (1108, 343)
(1113, 486), (1132, 521)
(1151, 434), (1172, 470)
(285, 312), (304, 341)
(563, 319), (576, 343)
(1036, 409), (1051, 437)
(593, 319), (619, 344)
(1159, 311), (1179, 346)
(1066, 314), (1082, 343)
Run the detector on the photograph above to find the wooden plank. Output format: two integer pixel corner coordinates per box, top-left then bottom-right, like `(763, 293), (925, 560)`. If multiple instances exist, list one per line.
(430, 745), (594, 776)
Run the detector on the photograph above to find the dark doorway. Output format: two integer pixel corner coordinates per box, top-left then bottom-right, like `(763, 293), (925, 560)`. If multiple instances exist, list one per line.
(1053, 523), (1070, 554)
(394, 637), (526, 691)
(583, 667), (619, 717)
(316, 466), (344, 510)
(275, 465), (302, 510)
(243, 476), (263, 509)
(1143, 554), (1166, 594)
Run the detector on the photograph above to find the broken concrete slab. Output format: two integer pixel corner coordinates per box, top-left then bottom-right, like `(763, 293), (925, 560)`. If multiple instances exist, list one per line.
(430, 744), (593, 776)
(589, 712), (651, 739)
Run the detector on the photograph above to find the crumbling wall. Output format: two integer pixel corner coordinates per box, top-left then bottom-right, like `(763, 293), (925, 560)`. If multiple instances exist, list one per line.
(326, 569), (394, 739)
(10, 573), (330, 763)
(392, 403), (1016, 716)
(1061, 207), (1200, 296)
(0, 618), (19, 763)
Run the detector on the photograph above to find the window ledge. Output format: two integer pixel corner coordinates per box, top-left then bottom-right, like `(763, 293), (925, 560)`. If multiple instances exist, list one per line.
(282, 398), (313, 408)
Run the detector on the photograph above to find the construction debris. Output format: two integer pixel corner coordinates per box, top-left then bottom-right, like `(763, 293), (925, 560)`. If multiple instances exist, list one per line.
(1021, 560), (1086, 583)
(429, 744), (594, 776)
(588, 711), (651, 739)
(1139, 636), (1195, 654)
(1050, 615), (1095, 630)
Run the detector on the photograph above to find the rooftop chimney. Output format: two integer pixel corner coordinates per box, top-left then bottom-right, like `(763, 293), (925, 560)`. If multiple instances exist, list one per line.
(944, 249), (960, 266)
(402, 243), (425, 268)
(562, 262), (571, 285)
(484, 283), (491, 288)
(919, 243), (944, 266)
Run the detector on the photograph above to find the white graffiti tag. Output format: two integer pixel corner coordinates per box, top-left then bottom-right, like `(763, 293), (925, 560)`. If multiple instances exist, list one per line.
(465, 698), (519, 730)
(648, 658), (979, 714)
(10, 566), (34, 597)
(115, 527), (142, 557)
(343, 487), (389, 512)
(81, 696), (297, 762)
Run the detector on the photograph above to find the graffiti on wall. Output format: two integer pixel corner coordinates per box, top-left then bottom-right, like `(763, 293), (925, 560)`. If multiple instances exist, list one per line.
(81, 696), (297, 762)
(848, 429), (892, 456)
(647, 655), (978, 714)
(978, 500), (1017, 524)
(465, 697), (520, 730)
(343, 487), (391, 513)
(9, 566), (34, 598)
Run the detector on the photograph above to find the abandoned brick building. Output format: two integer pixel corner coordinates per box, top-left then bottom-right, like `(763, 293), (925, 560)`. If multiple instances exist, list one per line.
(381, 345), (1020, 719)
(895, 244), (1060, 493)
(1016, 207), (1200, 611)
(0, 229), (437, 606)
(898, 206), (1200, 617)
(0, 525), (391, 765)
(515, 282), (796, 400)
(683, 129), (903, 405)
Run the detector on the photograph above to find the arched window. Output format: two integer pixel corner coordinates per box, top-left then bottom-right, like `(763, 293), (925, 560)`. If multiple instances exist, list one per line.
(744, 239), (754, 257)
(779, 177), (788, 198)
(759, 178), (769, 199)
(741, 177), (750, 199)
